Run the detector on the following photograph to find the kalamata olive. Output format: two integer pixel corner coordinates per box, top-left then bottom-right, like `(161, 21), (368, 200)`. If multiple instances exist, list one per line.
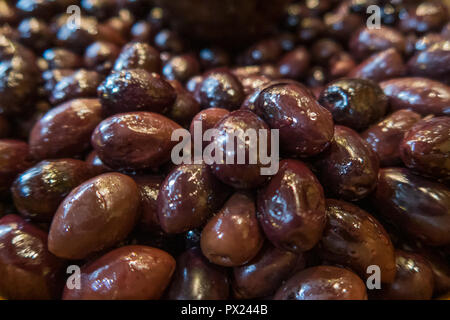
(257, 159), (326, 253)
(0, 214), (64, 299)
(0, 139), (33, 195)
(186, 75), (203, 94)
(239, 38), (283, 66)
(399, 1), (448, 34)
(130, 20), (154, 42)
(201, 192), (263, 267)
(41, 69), (75, 95)
(413, 248), (450, 295)
(18, 17), (53, 52)
(349, 26), (406, 60)
(113, 42), (161, 73)
(232, 244), (305, 299)
(166, 247), (229, 300)
(133, 175), (164, 232)
(313, 125), (380, 201)
(400, 116), (450, 181)
(407, 40), (450, 80)
(98, 69), (176, 116)
(328, 52), (356, 80)
(318, 78), (388, 131)
(85, 150), (112, 175)
(154, 29), (184, 53)
(380, 77), (450, 116)
(274, 266), (367, 300)
(56, 16), (125, 53)
(162, 54), (200, 84)
(11, 159), (93, 222)
(91, 112), (181, 170)
(81, 0), (118, 20)
(196, 69), (245, 111)
(16, 0), (60, 19)
(415, 33), (446, 52)
(255, 82), (334, 157)
(319, 199), (397, 283)
(324, 11), (363, 42)
(311, 38), (342, 66)
(370, 250), (434, 300)
(166, 80), (200, 128)
(48, 173), (140, 259)
(239, 74), (271, 96)
(0, 38), (37, 115)
(189, 108), (230, 148)
(372, 168), (450, 247)
(106, 8), (134, 34)
(29, 98), (102, 160)
(199, 47), (230, 69)
(349, 48), (406, 82)
(0, 0), (18, 25)
(208, 110), (273, 189)
(0, 115), (10, 138)
(298, 17), (326, 43)
(157, 163), (231, 234)
(84, 41), (120, 74)
(306, 66), (328, 88)
(362, 109), (422, 167)
(50, 69), (103, 105)
(63, 245), (175, 300)
(277, 46), (310, 79)
(42, 48), (81, 70)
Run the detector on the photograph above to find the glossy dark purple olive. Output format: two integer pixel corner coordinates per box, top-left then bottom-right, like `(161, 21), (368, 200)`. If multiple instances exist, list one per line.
(18, 17), (53, 52)
(11, 159), (93, 222)
(84, 41), (120, 74)
(133, 175), (164, 232)
(113, 42), (162, 73)
(274, 266), (367, 300)
(157, 163), (231, 234)
(277, 46), (310, 79)
(257, 159), (326, 253)
(42, 48), (82, 70)
(319, 199), (397, 283)
(153, 29), (184, 53)
(408, 40), (450, 80)
(399, 1), (448, 34)
(400, 116), (450, 181)
(255, 82), (334, 157)
(162, 54), (200, 84)
(0, 139), (33, 195)
(98, 69), (176, 116)
(166, 247), (230, 300)
(318, 78), (388, 131)
(313, 125), (380, 201)
(199, 47), (230, 69)
(371, 168), (450, 247)
(201, 192), (263, 267)
(362, 109), (422, 167)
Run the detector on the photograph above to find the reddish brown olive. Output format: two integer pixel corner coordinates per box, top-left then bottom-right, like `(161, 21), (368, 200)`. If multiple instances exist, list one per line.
(63, 245), (176, 300)
(201, 192), (264, 267)
(0, 139), (33, 195)
(113, 42), (162, 73)
(48, 173), (140, 260)
(133, 175), (164, 232)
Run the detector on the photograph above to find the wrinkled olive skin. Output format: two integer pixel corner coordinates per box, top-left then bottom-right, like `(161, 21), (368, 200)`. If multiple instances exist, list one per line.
(91, 112), (182, 170)
(196, 69), (245, 111)
(29, 98), (103, 160)
(0, 214), (64, 300)
(232, 244), (304, 299)
(319, 199), (397, 283)
(277, 46), (310, 80)
(163, 54), (201, 84)
(372, 168), (450, 247)
(257, 159), (326, 253)
(166, 247), (230, 300)
(349, 48), (406, 82)
(63, 245), (175, 300)
(400, 116), (450, 181)
(133, 175), (164, 232)
(50, 69), (103, 105)
(0, 141), (32, 188)
(313, 126), (380, 201)
(157, 163), (231, 234)
(370, 250), (434, 300)
(11, 159), (93, 222)
(399, 1), (448, 34)
(201, 192), (263, 267)
(255, 82), (334, 157)
(84, 41), (120, 74)
(318, 78), (388, 131)
(48, 173), (140, 259)
(380, 77), (450, 116)
(42, 48), (82, 69)
(166, 80), (200, 128)
(408, 40), (450, 80)
(209, 110), (272, 189)
(113, 42), (161, 73)
(274, 266), (367, 300)
(349, 26), (406, 60)
(98, 69), (176, 116)
(362, 109), (422, 167)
